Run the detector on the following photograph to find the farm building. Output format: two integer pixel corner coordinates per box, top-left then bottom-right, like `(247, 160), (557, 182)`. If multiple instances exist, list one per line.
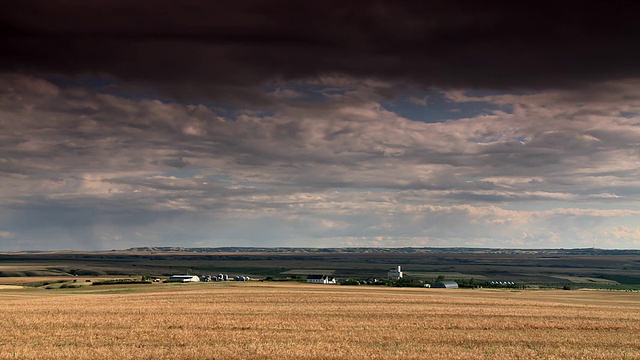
(433, 280), (458, 289)
(388, 265), (404, 280)
(306, 275), (336, 284)
(169, 275), (200, 283)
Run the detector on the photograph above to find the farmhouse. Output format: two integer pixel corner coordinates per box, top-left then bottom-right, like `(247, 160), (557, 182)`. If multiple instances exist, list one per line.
(306, 275), (336, 284)
(433, 280), (458, 289)
(388, 265), (404, 280)
(169, 275), (200, 283)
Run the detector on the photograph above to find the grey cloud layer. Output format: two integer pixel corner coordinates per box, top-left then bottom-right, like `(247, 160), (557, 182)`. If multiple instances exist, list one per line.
(2, 73), (640, 249)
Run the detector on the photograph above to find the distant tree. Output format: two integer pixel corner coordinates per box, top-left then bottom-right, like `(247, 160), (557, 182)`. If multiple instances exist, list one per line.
(394, 277), (423, 287)
(340, 278), (360, 286)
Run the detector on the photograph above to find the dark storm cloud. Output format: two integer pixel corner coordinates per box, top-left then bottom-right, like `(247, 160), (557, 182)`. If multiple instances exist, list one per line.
(2, 1), (640, 103)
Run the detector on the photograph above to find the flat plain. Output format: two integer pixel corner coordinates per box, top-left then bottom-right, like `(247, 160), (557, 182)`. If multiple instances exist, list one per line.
(2, 248), (640, 288)
(1, 282), (639, 360)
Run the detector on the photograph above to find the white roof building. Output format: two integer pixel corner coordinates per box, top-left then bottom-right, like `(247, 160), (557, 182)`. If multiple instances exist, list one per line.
(306, 275), (336, 284)
(433, 280), (458, 289)
(169, 275), (201, 283)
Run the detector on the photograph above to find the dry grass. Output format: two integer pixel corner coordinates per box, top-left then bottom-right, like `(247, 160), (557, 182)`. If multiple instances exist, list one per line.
(0, 276), (121, 286)
(1, 283), (639, 359)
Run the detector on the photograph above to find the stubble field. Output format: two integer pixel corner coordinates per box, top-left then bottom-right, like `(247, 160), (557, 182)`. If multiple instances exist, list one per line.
(1, 283), (639, 360)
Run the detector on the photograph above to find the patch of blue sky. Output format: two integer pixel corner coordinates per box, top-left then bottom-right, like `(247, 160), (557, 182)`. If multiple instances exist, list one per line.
(206, 173), (269, 189)
(338, 187), (389, 193)
(45, 75), (269, 122)
(234, 110), (276, 119)
(180, 97), (276, 121)
(162, 165), (207, 179)
(381, 90), (511, 123)
(211, 173), (233, 182)
(463, 88), (536, 97)
(47, 74), (177, 103)
(503, 201), (632, 212)
(619, 111), (638, 118)
(467, 136), (503, 144)
(235, 180), (271, 189)
(264, 83), (340, 103)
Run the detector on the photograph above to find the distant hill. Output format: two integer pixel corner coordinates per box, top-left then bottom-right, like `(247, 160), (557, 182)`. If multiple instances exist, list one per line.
(125, 246), (640, 256)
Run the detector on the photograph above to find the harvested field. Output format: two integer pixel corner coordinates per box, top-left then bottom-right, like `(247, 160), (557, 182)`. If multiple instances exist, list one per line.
(0, 285), (22, 289)
(0, 276), (95, 285)
(1, 283), (639, 359)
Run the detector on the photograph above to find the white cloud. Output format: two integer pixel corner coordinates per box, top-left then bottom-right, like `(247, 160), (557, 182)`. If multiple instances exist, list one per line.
(603, 226), (640, 239)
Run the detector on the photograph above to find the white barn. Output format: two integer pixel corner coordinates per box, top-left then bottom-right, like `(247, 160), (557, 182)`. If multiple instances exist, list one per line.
(169, 275), (201, 283)
(306, 275), (336, 284)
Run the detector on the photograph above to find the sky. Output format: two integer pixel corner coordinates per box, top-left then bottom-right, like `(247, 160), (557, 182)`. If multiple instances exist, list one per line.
(2, 1), (640, 250)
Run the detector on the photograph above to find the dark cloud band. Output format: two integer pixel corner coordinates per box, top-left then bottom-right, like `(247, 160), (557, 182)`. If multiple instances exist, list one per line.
(3, 1), (640, 102)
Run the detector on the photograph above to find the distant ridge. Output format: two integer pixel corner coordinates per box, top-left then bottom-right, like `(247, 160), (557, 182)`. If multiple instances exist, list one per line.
(125, 246), (640, 255)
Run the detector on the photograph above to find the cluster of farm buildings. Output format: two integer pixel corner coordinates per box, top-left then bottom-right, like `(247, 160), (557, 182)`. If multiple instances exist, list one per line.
(167, 274), (250, 282)
(386, 265), (459, 288)
(167, 265), (460, 288)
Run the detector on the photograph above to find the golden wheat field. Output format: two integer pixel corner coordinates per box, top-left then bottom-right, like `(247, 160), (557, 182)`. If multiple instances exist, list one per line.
(1, 282), (639, 360)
